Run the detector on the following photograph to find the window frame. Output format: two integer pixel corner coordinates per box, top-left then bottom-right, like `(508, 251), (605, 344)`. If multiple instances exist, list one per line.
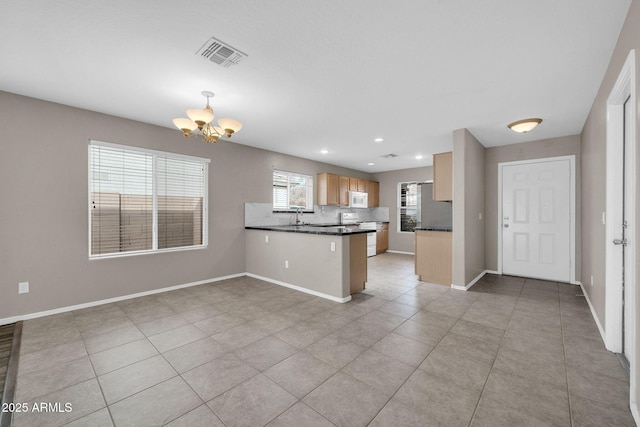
(397, 181), (418, 233)
(88, 140), (210, 259)
(272, 169), (314, 213)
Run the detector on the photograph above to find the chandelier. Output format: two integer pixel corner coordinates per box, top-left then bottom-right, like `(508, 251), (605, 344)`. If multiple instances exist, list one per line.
(173, 91), (243, 143)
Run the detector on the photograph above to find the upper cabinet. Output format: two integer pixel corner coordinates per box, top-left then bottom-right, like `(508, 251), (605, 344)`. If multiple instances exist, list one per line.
(317, 173), (340, 206)
(339, 175), (350, 206)
(318, 173), (379, 207)
(366, 180), (379, 207)
(433, 151), (453, 201)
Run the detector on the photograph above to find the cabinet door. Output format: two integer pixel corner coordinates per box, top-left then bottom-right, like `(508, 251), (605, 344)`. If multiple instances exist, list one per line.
(433, 152), (453, 201)
(349, 177), (358, 191)
(357, 178), (366, 192)
(372, 181), (380, 207)
(317, 173), (339, 206)
(381, 224), (388, 251)
(339, 176), (350, 206)
(365, 180), (377, 207)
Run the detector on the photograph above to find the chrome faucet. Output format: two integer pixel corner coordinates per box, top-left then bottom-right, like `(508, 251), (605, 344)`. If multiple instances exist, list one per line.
(295, 208), (303, 225)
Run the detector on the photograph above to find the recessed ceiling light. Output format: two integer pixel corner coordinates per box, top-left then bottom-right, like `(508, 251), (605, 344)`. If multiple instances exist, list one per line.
(320, 149), (329, 154)
(368, 162), (375, 166)
(508, 118), (542, 133)
(374, 138), (384, 143)
(415, 155), (424, 160)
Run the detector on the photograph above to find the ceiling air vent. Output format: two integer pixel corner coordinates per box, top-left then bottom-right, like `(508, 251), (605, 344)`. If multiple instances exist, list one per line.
(381, 154), (398, 159)
(196, 37), (247, 68)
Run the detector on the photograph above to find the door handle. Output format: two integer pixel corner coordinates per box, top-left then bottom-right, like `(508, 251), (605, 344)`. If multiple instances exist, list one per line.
(613, 239), (628, 246)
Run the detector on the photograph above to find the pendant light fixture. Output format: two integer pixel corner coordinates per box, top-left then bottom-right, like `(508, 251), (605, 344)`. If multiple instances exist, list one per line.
(508, 118), (542, 133)
(173, 91), (243, 143)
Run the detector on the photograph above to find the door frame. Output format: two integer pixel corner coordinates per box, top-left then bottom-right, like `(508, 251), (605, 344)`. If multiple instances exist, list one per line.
(605, 49), (637, 415)
(496, 155), (576, 284)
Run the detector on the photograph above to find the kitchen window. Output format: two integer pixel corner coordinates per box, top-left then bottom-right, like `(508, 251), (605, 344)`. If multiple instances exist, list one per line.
(273, 170), (313, 212)
(89, 140), (209, 258)
(398, 181), (418, 232)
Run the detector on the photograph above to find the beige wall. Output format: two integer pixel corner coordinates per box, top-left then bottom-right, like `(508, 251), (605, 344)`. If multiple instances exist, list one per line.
(245, 229), (351, 300)
(581, 0), (640, 329)
(372, 166), (433, 253)
(483, 135), (582, 278)
(579, 0), (640, 411)
(452, 129), (486, 287)
(0, 91), (372, 320)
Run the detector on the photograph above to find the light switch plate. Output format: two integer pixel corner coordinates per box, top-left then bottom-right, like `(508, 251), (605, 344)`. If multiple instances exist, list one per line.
(18, 281), (29, 294)
(331, 242), (336, 252)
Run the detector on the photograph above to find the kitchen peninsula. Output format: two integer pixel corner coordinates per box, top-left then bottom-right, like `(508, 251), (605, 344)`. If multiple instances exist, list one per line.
(245, 225), (373, 303)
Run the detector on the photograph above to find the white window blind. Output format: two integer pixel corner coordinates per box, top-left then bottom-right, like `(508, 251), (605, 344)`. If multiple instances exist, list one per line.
(272, 170), (313, 211)
(89, 141), (209, 258)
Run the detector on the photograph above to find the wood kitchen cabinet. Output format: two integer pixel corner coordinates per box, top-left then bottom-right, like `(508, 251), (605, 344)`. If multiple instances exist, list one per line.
(366, 180), (379, 207)
(376, 223), (388, 254)
(414, 230), (452, 285)
(349, 177), (366, 192)
(318, 173), (380, 207)
(339, 175), (350, 206)
(317, 173), (339, 206)
(433, 151), (453, 201)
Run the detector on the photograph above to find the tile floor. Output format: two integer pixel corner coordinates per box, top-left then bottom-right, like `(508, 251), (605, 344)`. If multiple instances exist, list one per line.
(11, 253), (636, 426)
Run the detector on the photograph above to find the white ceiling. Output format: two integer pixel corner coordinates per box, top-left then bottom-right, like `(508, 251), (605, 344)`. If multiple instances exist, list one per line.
(0, 1), (631, 172)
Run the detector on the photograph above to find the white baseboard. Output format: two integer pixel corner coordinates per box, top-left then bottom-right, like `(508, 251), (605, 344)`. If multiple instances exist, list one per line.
(451, 270), (487, 292)
(385, 250), (414, 255)
(485, 270), (499, 275)
(570, 280), (581, 286)
(246, 273), (351, 303)
(0, 273), (246, 326)
(579, 282), (607, 345)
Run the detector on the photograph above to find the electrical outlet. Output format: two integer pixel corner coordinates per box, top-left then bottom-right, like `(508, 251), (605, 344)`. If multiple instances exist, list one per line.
(331, 242), (336, 252)
(478, 212), (483, 220)
(265, 235), (269, 243)
(285, 260), (289, 269)
(18, 281), (29, 294)
(602, 212), (606, 225)
(591, 275), (594, 286)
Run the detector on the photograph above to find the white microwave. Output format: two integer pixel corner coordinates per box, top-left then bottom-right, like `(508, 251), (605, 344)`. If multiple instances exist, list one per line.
(349, 191), (368, 208)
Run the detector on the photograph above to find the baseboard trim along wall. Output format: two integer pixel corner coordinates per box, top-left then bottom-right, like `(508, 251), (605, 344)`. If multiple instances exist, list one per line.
(579, 282), (607, 344)
(246, 273), (352, 303)
(0, 273), (246, 326)
(451, 270), (487, 291)
(386, 250), (414, 255)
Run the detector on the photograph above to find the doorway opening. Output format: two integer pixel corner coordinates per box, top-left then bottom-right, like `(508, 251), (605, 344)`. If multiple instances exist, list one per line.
(605, 49), (637, 411)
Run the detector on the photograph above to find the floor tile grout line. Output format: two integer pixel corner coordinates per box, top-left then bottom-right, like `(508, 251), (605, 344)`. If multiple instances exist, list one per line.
(558, 282), (575, 427)
(362, 285), (481, 426)
(466, 277), (524, 426)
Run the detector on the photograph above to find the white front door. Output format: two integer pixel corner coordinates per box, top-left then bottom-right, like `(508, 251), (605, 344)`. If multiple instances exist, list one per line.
(501, 159), (572, 282)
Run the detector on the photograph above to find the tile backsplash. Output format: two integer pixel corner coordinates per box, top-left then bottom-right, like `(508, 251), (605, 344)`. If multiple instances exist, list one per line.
(245, 203), (390, 226)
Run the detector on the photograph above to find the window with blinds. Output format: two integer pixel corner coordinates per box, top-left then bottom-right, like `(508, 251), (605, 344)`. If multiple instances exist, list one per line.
(272, 170), (313, 211)
(398, 182), (418, 232)
(89, 141), (209, 258)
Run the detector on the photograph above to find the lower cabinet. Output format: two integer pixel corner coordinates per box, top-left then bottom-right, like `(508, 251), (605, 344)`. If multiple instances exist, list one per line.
(414, 230), (452, 285)
(376, 223), (389, 254)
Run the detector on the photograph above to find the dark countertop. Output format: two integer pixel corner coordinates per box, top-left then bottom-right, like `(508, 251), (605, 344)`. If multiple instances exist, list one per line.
(245, 225), (376, 236)
(415, 226), (453, 232)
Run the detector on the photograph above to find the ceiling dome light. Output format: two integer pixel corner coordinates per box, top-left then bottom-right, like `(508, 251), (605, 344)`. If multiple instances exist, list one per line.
(368, 162), (375, 166)
(374, 138), (384, 142)
(415, 155), (424, 160)
(508, 118), (542, 133)
(320, 149), (329, 154)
